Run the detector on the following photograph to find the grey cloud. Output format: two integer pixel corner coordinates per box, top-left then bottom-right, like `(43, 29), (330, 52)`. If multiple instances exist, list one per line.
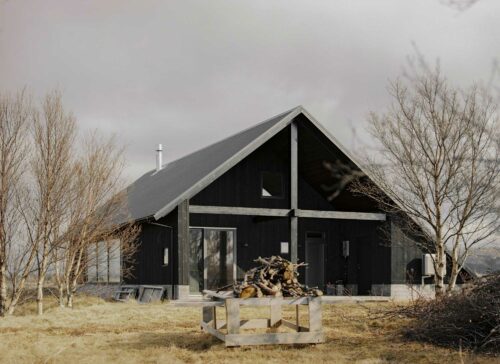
(1, 0), (498, 181)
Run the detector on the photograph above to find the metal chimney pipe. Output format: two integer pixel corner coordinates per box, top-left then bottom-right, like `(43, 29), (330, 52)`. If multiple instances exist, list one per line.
(156, 144), (163, 172)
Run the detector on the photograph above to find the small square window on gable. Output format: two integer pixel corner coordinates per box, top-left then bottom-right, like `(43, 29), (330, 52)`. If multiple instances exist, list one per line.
(261, 171), (284, 199)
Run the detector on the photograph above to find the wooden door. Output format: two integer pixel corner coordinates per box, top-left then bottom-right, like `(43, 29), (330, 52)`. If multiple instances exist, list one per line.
(305, 232), (325, 289)
(356, 237), (372, 295)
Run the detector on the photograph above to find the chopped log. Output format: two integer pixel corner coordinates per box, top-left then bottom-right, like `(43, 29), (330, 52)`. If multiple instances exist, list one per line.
(255, 286), (263, 298)
(240, 286), (256, 298)
(225, 256), (324, 298)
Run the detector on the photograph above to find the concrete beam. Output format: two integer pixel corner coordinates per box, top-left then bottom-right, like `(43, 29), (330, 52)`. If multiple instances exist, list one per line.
(295, 209), (386, 221)
(189, 205), (290, 217)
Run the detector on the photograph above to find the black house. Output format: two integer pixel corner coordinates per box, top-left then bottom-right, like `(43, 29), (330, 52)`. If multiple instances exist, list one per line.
(112, 106), (447, 299)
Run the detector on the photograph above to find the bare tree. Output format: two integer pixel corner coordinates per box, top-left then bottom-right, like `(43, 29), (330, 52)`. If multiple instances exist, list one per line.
(322, 160), (365, 201)
(352, 66), (499, 297)
(0, 89), (138, 315)
(0, 91), (30, 316)
(21, 91), (77, 315)
(53, 133), (139, 308)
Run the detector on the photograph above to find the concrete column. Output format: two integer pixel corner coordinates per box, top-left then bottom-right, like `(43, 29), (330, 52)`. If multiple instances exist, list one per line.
(290, 121), (298, 263)
(176, 199), (190, 299)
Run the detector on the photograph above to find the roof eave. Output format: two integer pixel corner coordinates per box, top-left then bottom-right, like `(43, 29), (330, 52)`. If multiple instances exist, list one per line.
(152, 106), (304, 220)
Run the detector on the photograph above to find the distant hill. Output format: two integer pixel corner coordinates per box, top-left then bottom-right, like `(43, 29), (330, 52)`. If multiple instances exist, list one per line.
(465, 246), (500, 276)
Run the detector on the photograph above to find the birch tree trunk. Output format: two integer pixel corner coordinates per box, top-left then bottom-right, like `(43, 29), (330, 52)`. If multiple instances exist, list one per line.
(36, 274), (44, 315)
(67, 246), (84, 309)
(30, 91), (76, 315)
(447, 246), (460, 292)
(0, 259), (6, 316)
(58, 284), (65, 308)
(0, 91), (30, 316)
(6, 242), (38, 315)
(67, 291), (74, 309)
(434, 243), (446, 297)
(54, 259), (66, 308)
(351, 62), (499, 298)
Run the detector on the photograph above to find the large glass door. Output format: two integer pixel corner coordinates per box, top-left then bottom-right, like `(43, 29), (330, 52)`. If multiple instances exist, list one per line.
(188, 228), (236, 294)
(189, 229), (204, 294)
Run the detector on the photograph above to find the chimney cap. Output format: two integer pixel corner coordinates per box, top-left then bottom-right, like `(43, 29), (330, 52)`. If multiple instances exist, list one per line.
(156, 144), (163, 172)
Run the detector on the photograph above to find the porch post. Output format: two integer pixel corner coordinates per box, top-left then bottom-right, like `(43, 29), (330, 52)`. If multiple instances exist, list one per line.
(175, 199), (190, 299)
(290, 121), (298, 263)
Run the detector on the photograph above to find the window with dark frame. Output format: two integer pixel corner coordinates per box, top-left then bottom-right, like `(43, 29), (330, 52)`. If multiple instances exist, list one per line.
(86, 240), (121, 283)
(261, 171), (284, 199)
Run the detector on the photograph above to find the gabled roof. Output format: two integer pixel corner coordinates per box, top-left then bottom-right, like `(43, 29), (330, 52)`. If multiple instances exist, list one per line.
(125, 106), (301, 221)
(124, 105), (365, 222)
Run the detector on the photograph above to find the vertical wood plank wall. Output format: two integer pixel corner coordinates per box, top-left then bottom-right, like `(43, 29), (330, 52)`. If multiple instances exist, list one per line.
(123, 223), (173, 285)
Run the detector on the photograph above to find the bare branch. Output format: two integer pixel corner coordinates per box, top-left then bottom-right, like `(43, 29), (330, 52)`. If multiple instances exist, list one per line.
(352, 63), (499, 297)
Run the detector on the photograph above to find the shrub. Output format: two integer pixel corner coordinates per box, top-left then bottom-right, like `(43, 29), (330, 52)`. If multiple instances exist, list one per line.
(401, 273), (499, 354)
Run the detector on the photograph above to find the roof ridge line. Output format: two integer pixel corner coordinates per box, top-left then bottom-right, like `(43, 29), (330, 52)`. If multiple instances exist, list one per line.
(153, 106), (302, 174)
(153, 106), (303, 219)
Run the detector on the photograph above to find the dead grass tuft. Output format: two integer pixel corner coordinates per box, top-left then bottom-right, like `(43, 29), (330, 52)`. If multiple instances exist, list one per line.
(0, 295), (497, 363)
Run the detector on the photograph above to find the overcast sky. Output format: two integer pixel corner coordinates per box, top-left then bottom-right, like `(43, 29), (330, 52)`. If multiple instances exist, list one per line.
(1, 0), (499, 182)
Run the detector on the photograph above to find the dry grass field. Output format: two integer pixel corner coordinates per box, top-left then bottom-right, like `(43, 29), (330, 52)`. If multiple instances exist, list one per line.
(0, 295), (496, 364)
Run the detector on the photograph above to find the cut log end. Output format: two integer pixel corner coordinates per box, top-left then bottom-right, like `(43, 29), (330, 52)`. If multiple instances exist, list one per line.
(230, 256), (324, 298)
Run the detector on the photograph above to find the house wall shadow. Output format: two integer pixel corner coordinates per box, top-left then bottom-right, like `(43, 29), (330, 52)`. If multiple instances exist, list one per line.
(110, 330), (323, 352)
(112, 331), (221, 352)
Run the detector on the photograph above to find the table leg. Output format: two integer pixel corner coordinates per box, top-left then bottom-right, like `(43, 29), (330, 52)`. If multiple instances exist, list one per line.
(308, 297), (322, 332)
(202, 306), (213, 330)
(296, 305), (300, 332)
(270, 300), (282, 327)
(226, 298), (240, 334)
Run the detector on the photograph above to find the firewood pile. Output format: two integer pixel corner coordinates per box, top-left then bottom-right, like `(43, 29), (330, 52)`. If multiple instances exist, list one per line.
(231, 256), (323, 298)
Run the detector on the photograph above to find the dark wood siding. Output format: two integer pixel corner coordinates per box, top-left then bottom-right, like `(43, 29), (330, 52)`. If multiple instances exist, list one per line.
(298, 218), (391, 290)
(297, 115), (380, 212)
(190, 127), (290, 209)
(187, 215), (391, 288)
(298, 175), (335, 211)
(190, 214), (290, 279)
(124, 222), (173, 285)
